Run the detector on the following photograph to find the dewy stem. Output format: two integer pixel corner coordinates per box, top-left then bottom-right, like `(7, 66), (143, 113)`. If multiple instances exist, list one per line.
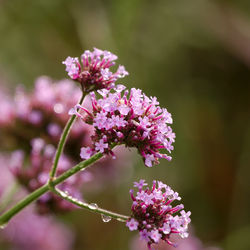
(0, 151), (111, 225)
(49, 92), (86, 180)
(50, 187), (129, 221)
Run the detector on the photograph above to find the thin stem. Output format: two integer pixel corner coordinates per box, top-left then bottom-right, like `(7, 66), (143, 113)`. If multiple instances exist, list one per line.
(50, 187), (129, 221)
(0, 150), (104, 225)
(49, 93), (86, 179)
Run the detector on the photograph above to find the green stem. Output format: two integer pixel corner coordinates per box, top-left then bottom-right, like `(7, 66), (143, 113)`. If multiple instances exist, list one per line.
(49, 93), (86, 179)
(50, 187), (129, 222)
(0, 151), (104, 226)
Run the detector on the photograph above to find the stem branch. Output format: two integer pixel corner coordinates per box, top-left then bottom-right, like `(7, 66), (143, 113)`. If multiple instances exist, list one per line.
(49, 93), (86, 179)
(0, 151), (103, 225)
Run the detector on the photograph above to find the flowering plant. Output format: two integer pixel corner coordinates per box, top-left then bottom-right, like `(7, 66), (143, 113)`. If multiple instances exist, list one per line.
(0, 48), (190, 249)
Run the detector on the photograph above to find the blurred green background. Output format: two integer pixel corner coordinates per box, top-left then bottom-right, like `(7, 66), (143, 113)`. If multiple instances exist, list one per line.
(1, 0), (250, 249)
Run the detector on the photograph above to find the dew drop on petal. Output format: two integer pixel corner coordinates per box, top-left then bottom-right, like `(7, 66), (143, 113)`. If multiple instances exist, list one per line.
(101, 214), (112, 223)
(88, 203), (98, 210)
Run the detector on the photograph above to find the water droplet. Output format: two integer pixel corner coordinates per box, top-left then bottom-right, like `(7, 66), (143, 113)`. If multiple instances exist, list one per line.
(116, 218), (126, 222)
(0, 223), (7, 229)
(78, 201), (84, 206)
(60, 191), (67, 198)
(101, 214), (111, 223)
(88, 203), (98, 210)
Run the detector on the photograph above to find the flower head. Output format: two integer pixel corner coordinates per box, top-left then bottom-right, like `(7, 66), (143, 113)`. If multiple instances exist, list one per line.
(74, 86), (175, 167)
(126, 180), (191, 249)
(62, 48), (128, 92)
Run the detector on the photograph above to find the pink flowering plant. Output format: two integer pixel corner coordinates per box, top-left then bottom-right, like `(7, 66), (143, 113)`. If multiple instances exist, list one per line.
(0, 48), (190, 249)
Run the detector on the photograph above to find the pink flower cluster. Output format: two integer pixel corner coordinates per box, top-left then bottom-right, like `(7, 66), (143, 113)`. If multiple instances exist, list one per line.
(62, 48), (128, 92)
(126, 180), (191, 249)
(10, 138), (83, 213)
(0, 76), (89, 144)
(72, 85), (175, 167)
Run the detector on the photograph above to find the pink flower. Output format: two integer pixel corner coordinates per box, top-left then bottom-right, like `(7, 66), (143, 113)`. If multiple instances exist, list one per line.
(95, 138), (109, 153)
(150, 229), (161, 243)
(80, 147), (93, 159)
(134, 179), (148, 190)
(62, 57), (80, 79)
(144, 154), (156, 167)
(116, 65), (129, 78)
(140, 229), (150, 241)
(126, 218), (139, 231)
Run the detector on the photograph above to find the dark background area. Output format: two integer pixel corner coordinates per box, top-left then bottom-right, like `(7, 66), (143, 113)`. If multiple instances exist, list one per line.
(0, 0), (250, 249)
